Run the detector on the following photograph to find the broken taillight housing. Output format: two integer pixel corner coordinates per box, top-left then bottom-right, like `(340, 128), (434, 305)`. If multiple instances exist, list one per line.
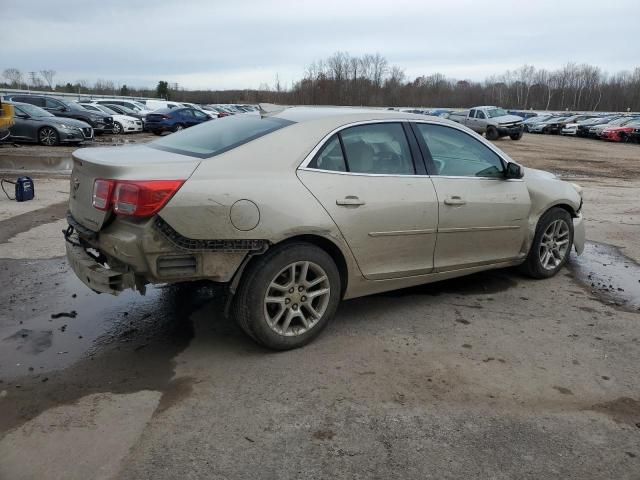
(92, 179), (184, 218)
(92, 179), (115, 211)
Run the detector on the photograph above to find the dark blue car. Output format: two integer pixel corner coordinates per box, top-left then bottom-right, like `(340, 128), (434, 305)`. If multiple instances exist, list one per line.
(146, 107), (212, 135)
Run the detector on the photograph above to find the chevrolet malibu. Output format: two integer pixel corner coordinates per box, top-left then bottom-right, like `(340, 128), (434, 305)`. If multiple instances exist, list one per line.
(65, 107), (585, 350)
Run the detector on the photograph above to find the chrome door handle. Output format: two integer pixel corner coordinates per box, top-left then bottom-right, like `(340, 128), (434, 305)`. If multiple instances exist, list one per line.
(336, 196), (365, 206)
(444, 196), (466, 206)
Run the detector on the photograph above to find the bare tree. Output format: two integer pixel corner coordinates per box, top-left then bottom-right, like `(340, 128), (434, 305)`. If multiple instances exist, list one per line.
(40, 70), (56, 90)
(2, 68), (24, 88)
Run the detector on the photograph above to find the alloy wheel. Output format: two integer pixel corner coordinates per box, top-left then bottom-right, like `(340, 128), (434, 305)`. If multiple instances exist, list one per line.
(263, 261), (331, 337)
(39, 127), (57, 146)
(539, 219), (570, 270)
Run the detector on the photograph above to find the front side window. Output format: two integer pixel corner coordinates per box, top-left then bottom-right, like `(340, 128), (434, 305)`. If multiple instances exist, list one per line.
(193, 110), (208, 119)
(415, 123), (504, 177)
(476, 111), (486, 119)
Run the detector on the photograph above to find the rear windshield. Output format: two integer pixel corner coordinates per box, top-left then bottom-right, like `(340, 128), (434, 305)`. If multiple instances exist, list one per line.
(149, 115), (294, 158)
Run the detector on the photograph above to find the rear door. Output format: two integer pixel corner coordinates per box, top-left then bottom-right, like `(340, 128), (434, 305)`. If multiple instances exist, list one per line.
(412, 122), (530, 271)
(298, 122), (439, 280)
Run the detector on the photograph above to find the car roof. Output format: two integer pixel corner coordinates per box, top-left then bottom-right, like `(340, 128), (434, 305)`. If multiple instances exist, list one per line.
(271, 106), (436, 124)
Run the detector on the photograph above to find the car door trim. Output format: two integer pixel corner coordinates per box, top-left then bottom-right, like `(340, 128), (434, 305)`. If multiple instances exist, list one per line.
(368, 228), (437, 237)
(438, 225), (521, 234)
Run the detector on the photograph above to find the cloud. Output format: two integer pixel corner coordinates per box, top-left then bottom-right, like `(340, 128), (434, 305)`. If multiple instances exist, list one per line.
(2, 0), (638, 89)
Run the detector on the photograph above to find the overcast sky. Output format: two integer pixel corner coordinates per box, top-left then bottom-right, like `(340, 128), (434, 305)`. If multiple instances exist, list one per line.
(3, 0), (638, 90)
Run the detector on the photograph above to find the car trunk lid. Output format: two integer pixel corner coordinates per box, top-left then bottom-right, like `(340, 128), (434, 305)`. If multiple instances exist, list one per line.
(69, 145), (200, 232)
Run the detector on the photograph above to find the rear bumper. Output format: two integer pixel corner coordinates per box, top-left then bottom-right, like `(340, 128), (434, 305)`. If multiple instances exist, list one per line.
(65, 213), (250, 295)
(66, 239), (138, 294)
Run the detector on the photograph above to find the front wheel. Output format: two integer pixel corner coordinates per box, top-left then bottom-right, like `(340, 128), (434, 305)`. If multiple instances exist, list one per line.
(112, 122), (123, 134)
(520, 208), (574, 279)
(233, 243), (341, 350)
(485, 126), (499, 141)
(510, 130), (523, 140)
(173, 124), (184, 132)
(38, 127), (59, 146)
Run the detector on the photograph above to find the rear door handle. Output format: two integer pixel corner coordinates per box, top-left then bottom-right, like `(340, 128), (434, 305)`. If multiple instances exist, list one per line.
(444, 196), (466, 206)
(336, 196), (365, 207)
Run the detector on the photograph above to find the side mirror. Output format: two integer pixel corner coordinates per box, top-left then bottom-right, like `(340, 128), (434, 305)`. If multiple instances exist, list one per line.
(504, 162), (524, 179)
(16, 113), (29, 119)
(58, 106), (67, 112)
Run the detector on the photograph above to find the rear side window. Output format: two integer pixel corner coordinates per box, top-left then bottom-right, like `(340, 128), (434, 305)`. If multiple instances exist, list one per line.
(150, 115), (295, 158)
(307, 123), (415, 175)
(340, 123), (414, 175)
(15, 96), (45, 107)
(308, 135), (346, 172)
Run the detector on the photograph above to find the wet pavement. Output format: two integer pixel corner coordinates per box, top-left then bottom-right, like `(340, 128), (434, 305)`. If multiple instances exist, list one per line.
(570, 241), (640, 312)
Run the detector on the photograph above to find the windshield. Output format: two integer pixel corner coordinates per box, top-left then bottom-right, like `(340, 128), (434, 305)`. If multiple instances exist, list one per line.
(15, 103), (54, 117)
(486, 108), (508, 118)
(150, 115), (294, 158)
(94, 105), (118, 114)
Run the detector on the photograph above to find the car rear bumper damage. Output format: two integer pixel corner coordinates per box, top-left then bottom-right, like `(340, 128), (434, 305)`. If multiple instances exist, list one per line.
(64, 212), (263, 295)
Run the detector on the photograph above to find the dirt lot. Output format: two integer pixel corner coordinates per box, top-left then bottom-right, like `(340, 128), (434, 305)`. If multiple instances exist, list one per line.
(0, 133), (638, 479)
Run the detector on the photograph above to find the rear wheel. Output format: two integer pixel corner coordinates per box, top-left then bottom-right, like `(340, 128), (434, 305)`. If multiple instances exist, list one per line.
(38, 127), (59, 146)
(486, 126), (499, 141)
(520, 208), (574, 279)
(233, 243), (341, 350)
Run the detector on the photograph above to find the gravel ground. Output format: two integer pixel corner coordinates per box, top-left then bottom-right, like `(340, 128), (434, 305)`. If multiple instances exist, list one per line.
(0, 133), (638, 480)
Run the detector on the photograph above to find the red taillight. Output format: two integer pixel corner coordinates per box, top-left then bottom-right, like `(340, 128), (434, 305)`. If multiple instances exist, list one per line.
(92, 179), (184, 218)
(92, 179), (115, 210)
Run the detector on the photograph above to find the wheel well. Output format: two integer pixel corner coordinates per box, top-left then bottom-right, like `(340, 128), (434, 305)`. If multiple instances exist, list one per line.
(547, 203), (577, 219)
(276, 235), (349, 298)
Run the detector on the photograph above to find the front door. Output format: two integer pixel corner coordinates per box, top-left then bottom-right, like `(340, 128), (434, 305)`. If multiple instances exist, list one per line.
(412, 122), (531, 271)
(298, 122), (439, 280)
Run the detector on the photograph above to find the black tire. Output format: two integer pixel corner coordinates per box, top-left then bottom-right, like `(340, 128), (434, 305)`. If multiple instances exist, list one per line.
(542, 127), (550, 134)
(233, 242), (341, 350)
(173, 123), (184, 132)
(152, 130), (162, 136)
(38, 126), (59, 146)
(519, 208), (574, 279)
(486, 126), (499, 141)
(510, 130), (523, 141)
(112, 122), (123, 134)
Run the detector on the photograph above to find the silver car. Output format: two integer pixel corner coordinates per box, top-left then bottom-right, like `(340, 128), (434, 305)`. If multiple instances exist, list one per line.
(65, 107), (585, 349)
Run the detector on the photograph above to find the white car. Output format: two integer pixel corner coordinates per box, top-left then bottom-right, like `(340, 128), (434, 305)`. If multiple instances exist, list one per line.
(79, 103), (143, 134)
(145, 99), (183, 112)
(92, 98), (153, 117)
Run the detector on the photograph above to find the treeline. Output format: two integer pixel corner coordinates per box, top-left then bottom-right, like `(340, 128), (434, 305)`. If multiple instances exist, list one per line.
(280, 53), (640, 111)
(3, 53), (640, 111)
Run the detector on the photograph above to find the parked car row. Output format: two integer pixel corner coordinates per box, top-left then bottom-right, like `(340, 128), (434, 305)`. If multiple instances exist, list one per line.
(522, 112), (640, 142)
(0, 93), (260, 145)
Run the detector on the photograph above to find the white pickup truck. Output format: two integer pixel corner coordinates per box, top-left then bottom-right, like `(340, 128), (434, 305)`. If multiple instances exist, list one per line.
(448, 106), (524, 140)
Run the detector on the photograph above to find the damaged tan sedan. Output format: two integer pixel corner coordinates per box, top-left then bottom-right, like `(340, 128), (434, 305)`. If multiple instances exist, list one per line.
(65, 107), (585, 349)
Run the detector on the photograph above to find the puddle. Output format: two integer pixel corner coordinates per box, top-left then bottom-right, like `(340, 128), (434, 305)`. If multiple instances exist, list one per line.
(569, 241), (640, 312)
(0, 259), (222, 379)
